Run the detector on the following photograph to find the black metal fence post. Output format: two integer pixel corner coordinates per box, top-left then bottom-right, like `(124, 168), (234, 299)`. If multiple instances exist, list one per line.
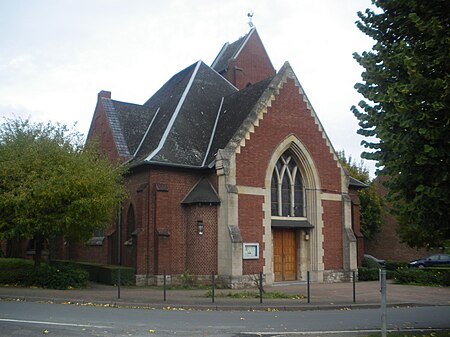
(352, 270), (356, 303)
(307, 271), (310, 304)
(380, 268), (387, 337)
(117, 269), (121, 299)
(163, 271), (167, 302)
(212, 271), (215, 304)
(117, 204), (122, 300)
(259, 272), (263, 304)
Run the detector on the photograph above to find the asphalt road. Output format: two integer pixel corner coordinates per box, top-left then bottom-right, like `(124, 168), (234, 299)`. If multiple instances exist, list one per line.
(0, 300), (449, 336)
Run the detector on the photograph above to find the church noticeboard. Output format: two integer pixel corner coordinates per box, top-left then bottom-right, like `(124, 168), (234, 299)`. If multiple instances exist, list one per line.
(243, 243), (259, 259)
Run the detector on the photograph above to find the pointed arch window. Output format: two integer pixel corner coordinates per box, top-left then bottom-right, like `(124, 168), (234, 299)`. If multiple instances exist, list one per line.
(126, 204), (135, 240)
(271, 151), (305, 217)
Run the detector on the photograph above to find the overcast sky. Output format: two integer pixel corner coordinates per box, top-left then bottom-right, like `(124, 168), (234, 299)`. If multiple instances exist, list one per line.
(0, 0), (377, 175)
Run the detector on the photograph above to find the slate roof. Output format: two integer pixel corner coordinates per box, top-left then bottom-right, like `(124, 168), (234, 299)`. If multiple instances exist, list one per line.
(108, 100), (155, 157)
(204, 76), (274, 165)
(96, 30), (339, 177)
(138, 61), (239, 166)
(101, 56), (276, 169)
(211, 28), (255, 73)
(349, 176), (368, 189)
(181, 177), (220, 205)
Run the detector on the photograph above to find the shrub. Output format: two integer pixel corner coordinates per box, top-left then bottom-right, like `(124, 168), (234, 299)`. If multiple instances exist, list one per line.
(362, 256), (381, 269)
(385, 260), (408, 271)
(25, 264), (89, 289)
(358, 267), (379, 281)
(0, 258), (34, 269)
(179, 271), (195, 288)
(394, 267), (450, 286)
(0, 258), (88, 289)
(51, 260), (135, 286)
(0, 258), (34, 284)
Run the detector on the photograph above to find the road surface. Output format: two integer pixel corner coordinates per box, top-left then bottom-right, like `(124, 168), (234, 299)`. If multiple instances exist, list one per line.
(1, 300), (449, 336)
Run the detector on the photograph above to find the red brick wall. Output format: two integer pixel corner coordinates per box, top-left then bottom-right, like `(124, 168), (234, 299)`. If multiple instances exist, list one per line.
(236, 78), (341, 194)
(148, 168), (218, 275)
(235, 78), (343, 270)
(184, 205), (218, 274)
(68, 240), (111, 265)
(223, 30), (276, 90)
(321, 200), (343, 269)
(238, 194), (265, 274)
(122, 170), (151, 274)
(62, 166), (220, 278)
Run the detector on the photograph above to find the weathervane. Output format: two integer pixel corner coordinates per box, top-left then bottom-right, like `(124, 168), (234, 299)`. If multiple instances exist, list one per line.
(247, 11), (254, 28)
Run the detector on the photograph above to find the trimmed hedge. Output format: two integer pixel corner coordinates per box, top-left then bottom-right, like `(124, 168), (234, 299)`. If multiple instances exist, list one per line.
(25, 264), (89, 289)
(359, 261), (450, 286)
(0, 258), (89, 289)
(394, 267), (450, 286)
(359, 260), (414, 282)
(0, 258), (34, 284)
(385, 260), (408, 271)
(358, 267), (380, 281)
(362, 256), (381, 269)
(51, 260), (135, 286)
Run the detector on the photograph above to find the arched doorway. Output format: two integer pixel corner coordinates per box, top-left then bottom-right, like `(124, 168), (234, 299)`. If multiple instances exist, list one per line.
(271, 150), (304, 282)
(264, 136), (323, 284)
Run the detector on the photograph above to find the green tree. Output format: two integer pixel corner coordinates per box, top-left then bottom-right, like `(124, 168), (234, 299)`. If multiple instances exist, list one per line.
(338, 151), (383, 241)
(0, 118), (126, 266)
(352, 0), (450, 248)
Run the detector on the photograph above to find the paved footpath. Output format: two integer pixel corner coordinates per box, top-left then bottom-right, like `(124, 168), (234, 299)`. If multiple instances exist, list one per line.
(1, 281), (449, 311)
(0, 282), (450, 310)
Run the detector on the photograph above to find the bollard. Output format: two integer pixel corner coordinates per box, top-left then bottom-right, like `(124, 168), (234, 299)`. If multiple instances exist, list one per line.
(307, 271), (310, 304)
(212, 271), (215, 304)
(259, 272), (263, 304)
(163, 271), (167, 302)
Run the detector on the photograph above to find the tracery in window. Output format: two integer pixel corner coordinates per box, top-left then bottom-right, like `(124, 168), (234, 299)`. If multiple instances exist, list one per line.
(271, 151), (304, 217)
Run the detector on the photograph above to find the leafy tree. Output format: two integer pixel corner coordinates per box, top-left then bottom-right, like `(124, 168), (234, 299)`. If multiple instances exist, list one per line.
(338, 151), (383, 241)
(352, 0), (450, 248)
(0, 118), (126, 266)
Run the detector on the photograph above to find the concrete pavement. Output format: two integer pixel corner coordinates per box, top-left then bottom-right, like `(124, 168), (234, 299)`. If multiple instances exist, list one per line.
(1, 281), (449, 311)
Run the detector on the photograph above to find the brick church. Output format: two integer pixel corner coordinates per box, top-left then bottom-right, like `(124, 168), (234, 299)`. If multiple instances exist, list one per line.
(69, 28), (365, 286)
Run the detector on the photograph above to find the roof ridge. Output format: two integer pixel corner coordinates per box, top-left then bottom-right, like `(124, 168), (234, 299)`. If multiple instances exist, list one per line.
(144, 60), (203, 162)
(211, 28), (255, 73)
(202, 97), (224, 167)
(209, 63), (239, 91)
(211, 42), (229, 69)
(133, 107), (160, 158)
(233, 27), (255, 60)
(204, 76), (274, 167)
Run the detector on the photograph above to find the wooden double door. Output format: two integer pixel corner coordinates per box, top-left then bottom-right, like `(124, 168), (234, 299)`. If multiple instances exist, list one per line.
(273, 229), (297, 282)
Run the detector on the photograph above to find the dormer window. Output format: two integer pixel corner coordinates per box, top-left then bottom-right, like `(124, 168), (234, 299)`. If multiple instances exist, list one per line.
(271, 151), (304, 217)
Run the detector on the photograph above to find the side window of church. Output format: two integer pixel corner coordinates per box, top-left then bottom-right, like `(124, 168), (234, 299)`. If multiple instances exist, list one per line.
(126, 205), (135, 240)
(271, 151), (304, 217)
